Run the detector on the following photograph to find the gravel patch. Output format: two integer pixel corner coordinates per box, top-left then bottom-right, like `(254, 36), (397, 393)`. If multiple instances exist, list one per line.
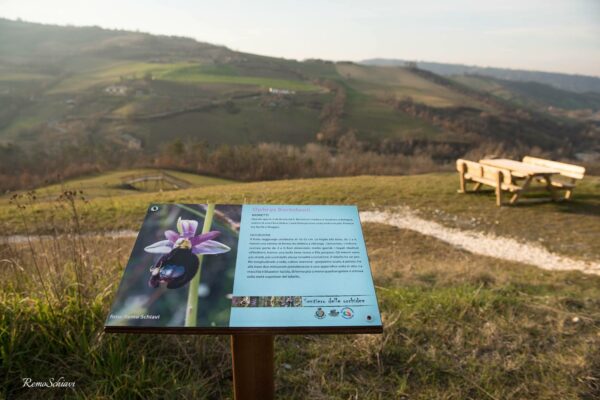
(360, 208), (600, 276)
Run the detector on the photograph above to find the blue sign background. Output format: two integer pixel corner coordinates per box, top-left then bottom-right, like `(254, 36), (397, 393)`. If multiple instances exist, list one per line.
(229, 205), (382, 328)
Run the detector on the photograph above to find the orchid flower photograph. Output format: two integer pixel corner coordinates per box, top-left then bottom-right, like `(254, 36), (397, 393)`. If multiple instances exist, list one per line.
(105, 204), (241, 330)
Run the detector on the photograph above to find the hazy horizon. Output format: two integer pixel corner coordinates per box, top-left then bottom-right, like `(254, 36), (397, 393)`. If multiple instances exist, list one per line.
(1, 0), (599, 77)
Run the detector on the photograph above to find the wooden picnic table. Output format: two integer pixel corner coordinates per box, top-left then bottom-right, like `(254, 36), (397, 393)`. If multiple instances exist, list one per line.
(479, 158), (561, 203)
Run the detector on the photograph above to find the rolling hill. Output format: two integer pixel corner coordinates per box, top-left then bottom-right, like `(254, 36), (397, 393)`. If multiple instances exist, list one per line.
(1, 18), (599, 191)
(361, 58), (600, 94)
(362, 58), (600, 121)
(452, 75), (600, 109)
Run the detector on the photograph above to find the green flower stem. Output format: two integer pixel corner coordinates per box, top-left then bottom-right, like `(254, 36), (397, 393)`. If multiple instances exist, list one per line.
(185, 203), (215, 327)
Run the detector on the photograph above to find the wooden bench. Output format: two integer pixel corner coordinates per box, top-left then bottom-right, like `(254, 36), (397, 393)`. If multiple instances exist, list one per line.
(522, 156), (585, 199)
(456, 159), (521, 206)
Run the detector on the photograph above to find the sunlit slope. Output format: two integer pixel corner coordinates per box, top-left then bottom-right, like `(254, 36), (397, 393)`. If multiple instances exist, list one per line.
(453, 74), (600, 112)
(336, 63), (491, 109)
(4, 169), (234, 200)
(2, 174), (599, 261)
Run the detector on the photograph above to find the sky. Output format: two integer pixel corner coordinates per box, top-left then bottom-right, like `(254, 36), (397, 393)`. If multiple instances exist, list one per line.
(1, 0), (599, 76)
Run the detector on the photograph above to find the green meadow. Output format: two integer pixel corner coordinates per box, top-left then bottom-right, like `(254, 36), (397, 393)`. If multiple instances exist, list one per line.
(1, 172), (599, 399)
(45, 61), (321, 94)
(46, 62), (179, 93)
(157, 64), (320, 92)
(336, 63), (489, 109)
(3, 173), (599, 260)
(0, 169), (233, 201)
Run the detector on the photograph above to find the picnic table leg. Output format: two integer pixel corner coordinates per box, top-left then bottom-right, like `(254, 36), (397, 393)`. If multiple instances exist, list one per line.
(495, 172), (503, 206)
(545, 175), (558, 201)
(564, 178), (576, 200)
(510, 176), (532, 205)
(231, 334), (275, 400)
(458, 163), (467, 193)
(565, 188), (573, 200)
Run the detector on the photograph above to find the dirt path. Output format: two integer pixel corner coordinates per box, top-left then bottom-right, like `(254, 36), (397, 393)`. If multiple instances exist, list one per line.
(360, 208), (600, 276)
(5, 208), (599, 276)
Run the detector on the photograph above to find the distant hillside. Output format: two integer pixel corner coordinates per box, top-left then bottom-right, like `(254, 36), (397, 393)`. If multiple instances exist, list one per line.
(0, 18), (233, 65)
(361, 58), (600, 94)
(1, 18), (598, 191)
(452, 75), (600, 116)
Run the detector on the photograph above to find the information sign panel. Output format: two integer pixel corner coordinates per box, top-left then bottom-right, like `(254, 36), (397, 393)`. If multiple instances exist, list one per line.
(105, 204), (382, 334)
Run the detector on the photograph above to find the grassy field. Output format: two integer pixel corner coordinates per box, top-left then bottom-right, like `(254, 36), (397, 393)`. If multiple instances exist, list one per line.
(0, 100), (72, 140)
(137, 96), (323, 148)
(1, 58), (329, 147)
(1, 173), (599, 399)
(343, 88), (442, 141)
(1, 169), (234, 201)
(48, 62), (182, 93)
(336, 64), (491, 110)
(157, 64), (320, 92)
(0, 71), (52, 82)
(2, 173), (598, 260)
(40, 60), (322, 95)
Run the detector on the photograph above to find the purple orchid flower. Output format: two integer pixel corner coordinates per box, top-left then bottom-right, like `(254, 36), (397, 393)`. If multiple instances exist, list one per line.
(144, 217), (231, 289)
(144, 217), (231, 255)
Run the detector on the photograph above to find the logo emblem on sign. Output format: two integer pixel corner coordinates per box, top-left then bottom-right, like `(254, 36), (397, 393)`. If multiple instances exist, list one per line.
(329, 309), (339, 317)
(341, 307), (354, 319)
(315, 308), (326, 319)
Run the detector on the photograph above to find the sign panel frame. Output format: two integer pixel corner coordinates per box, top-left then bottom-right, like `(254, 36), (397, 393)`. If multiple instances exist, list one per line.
(104, 203), (383, 335)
